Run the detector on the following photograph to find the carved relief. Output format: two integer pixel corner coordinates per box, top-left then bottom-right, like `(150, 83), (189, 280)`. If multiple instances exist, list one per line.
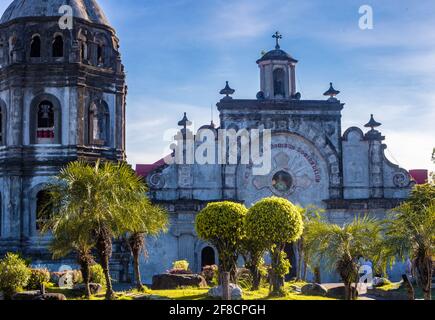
(393, 172), (410, 188)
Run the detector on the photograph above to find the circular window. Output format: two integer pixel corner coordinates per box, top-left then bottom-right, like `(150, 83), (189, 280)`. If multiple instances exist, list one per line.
(272, 171), (293, 193)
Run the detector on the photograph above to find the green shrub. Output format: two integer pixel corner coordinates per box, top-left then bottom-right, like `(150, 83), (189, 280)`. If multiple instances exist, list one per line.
(0, 253), (31, 298)
(172, 260), (189, 271)
(27, 269), (50, 290)
(90, 264), (106, 287)
(196, 202), (247, 276)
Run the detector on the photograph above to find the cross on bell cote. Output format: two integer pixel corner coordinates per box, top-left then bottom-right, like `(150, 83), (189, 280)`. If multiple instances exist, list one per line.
(272, 31), (282, 50)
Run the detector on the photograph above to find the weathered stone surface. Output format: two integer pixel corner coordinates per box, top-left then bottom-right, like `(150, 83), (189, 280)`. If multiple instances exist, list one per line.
(208, 284), (243, 300)
(73, 283), (103, 295)
(11, 290), (41, 300)
(151, 274), (208, 290)
(33, 293), (67, 301)
(301, 283), (328, 297)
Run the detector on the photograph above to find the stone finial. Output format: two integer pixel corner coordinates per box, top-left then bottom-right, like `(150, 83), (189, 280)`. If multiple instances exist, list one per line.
(178, 112), (192, 128)
(219, 81), (235, 99)
(323, 82), (340, 101)
(364, 114), (384, 141)
(364, 114), (382, 130)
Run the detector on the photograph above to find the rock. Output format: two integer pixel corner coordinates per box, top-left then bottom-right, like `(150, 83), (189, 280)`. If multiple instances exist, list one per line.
(0, 292), (3, 300)
(208, 284), (243, 300)
(73, 283), (103, 295)
(33, 293), (67, 301)
(301, 283), (328, 297)
(11, 291), (41, 301)
(326, 286), (359, 299)
(151, 274), (208, 290)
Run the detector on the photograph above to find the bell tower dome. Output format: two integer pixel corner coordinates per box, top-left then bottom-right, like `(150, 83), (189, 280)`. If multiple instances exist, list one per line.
(256, 32), (298, 100)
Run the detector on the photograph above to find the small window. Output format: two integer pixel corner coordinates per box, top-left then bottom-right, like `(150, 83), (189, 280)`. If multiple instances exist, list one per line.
(81, 41), (88, 61)
(36, 190), (52, 231)
(97, 45), (104, 64)
(30, 35), (41, 58)
(52, 35), (64, 57)
(273, 68), (285, 97)
(37, 101), (55, 144)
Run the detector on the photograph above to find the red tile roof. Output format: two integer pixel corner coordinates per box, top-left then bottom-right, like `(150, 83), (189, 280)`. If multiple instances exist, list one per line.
(136, 157), (168, 178)
(409, 170), (429, 185)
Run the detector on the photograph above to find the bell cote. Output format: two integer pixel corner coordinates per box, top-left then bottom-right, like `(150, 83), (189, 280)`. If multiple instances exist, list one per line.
(256, 32), (298, 100)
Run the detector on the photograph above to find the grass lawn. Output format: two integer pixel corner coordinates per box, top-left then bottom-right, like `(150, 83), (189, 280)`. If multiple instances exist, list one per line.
(46, 282), (337, 301)
(374, 282), (435, 300)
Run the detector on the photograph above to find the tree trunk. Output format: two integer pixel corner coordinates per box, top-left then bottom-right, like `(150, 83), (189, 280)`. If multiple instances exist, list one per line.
(344, 282), (352, 300)
(128, 233), (146, 291)
(270, 248), (285, 296)
(296, 239), (304, 281)
(402, 274), (415, 300)
(78, 251), (92, 298)
(302, 262), (307, 281)
(416, 256), (432, 301)
(96, 229), (114, 300)
(133, 251), (143, 291)
(222, 272), (231, 300)
(314, 266), (321, 284)
(251, 266), (261, 291)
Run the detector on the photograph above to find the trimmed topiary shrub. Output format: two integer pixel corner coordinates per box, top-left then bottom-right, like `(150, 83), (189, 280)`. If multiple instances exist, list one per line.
(27, 269), (50, 290)
(0, 253), (31, 299)
(246, 197), (303, 296)
(196, 202), (247, 282)
(90, 264), (106, 287)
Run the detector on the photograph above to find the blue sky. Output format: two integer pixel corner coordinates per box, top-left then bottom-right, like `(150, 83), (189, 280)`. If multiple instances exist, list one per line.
(1, 0), (434, 172)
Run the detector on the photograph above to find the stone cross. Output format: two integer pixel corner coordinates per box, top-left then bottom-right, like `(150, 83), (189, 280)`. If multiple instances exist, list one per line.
(273, 31), (282, 49)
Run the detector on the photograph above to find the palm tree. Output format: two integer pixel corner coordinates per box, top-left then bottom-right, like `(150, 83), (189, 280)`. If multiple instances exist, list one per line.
(125, 199), (168, 291)
(297, 206), (323, 281)
(43, 168), (97, 298)
(382, 184), (434, 300)
(45, 160), (168, 300)
(304, 216), (383, 300)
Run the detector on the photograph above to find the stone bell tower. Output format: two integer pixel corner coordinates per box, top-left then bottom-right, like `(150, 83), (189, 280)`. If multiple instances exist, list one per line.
(0, 0), (127, 270)
(256, 32), (299, 100)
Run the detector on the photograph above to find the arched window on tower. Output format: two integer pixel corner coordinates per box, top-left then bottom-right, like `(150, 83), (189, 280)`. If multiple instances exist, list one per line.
(97, 44), (104, 65)
(30, 35), (41, 58)
(37, 101), (55, 144)
(81, 41), (88, 61)
(89, 101), (109, 146)
(36, 190), (52, 232)
(52, 35), (64, 57)
(273, 68), (285, 97)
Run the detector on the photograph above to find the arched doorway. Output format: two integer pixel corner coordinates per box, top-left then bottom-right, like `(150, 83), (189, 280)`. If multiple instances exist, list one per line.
(201, 246), (216, 267)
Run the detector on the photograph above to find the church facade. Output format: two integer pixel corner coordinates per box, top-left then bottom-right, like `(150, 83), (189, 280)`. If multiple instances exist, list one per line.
(0, 0), (416, 284)
(0, 0), (128, 279)
(140, 33), (414, 283)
